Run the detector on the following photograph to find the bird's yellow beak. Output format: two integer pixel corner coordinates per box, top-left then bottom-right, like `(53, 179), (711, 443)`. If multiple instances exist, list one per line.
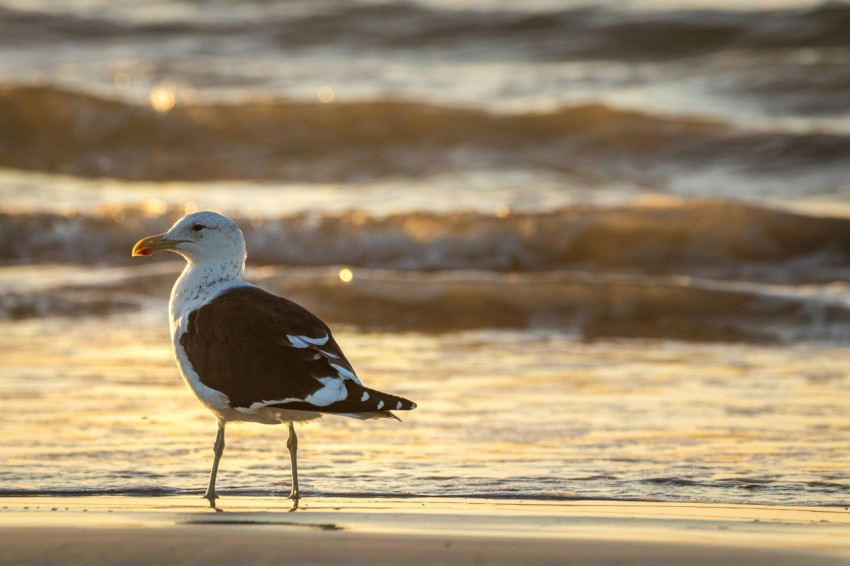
(132, 233), (179, 257)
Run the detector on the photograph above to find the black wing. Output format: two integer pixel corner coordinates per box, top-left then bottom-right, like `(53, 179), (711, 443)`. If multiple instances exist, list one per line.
(180, 285), (415, 414)
(181, 286), (353, 409)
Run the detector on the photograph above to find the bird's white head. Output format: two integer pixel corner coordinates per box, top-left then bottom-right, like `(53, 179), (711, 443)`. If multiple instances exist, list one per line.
(132, 211), (247, 271)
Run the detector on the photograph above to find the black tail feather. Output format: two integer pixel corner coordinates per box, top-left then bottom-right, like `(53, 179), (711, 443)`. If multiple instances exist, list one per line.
(271, 381), (417, 414)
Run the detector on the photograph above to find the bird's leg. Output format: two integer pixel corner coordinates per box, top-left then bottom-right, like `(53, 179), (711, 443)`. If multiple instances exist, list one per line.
(287, 422), (300, 511)
(203, 421), (225, 511)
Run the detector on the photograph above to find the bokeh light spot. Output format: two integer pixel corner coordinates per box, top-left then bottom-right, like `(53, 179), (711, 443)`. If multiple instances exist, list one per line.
(317, 86), (336, 104)
(150, 84), (176, 112)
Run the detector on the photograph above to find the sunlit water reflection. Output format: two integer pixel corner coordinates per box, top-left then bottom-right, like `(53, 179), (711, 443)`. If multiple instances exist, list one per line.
(1, 308), (847, 506)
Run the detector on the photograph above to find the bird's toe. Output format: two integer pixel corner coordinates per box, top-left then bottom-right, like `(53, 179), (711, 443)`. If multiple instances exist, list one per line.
(203, 491), (220, 510)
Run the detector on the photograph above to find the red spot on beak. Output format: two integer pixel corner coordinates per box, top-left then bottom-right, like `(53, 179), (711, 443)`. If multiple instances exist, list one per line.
(132, 233), (168, 257)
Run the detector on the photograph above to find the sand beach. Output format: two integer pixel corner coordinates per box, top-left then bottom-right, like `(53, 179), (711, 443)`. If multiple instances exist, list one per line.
(1, 497), (848, 565)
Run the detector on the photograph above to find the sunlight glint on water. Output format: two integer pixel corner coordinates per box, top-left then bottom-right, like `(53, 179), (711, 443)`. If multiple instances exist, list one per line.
(0, 310), (847, 505)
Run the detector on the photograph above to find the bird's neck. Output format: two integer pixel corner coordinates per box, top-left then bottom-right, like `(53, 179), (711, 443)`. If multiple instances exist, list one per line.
(169, 258), (244, 337)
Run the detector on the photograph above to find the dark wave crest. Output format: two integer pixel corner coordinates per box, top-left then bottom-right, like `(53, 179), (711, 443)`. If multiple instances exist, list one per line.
(263, 269), (850, 342)
(283, 2), (850, 60)
(2, 85), (848, 183)
(0, 85), (717, 182)
(2, 3), (849, 61)
(3, 264), (849, 343)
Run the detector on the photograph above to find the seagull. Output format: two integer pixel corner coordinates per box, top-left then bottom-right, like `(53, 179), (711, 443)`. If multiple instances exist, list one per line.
(132, 211), (416, 511)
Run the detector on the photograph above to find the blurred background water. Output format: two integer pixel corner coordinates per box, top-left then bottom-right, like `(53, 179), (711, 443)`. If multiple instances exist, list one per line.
(0, 0), (848, 506)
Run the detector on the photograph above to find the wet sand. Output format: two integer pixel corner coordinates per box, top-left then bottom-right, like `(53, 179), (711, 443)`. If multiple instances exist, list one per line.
(0, 497), (847, 565)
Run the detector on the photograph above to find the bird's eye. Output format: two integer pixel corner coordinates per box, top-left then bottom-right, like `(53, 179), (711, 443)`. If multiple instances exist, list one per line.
(192, 224), (205, 232)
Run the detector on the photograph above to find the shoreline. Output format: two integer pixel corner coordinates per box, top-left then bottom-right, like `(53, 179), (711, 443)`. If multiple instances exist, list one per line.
(1, 497), (847, 565)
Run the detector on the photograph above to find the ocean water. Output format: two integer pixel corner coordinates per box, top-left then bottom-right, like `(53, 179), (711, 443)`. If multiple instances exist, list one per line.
(0, 0), (849, 507)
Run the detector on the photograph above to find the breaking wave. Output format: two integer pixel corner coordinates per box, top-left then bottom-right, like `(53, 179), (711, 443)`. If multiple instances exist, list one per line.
(1, 85), (848, 182)
(2, 200), (849, 281)
(2, 200), (849, 342)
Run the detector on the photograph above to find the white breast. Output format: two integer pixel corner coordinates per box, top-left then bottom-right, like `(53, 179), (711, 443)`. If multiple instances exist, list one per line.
(168, 262), (253, 418)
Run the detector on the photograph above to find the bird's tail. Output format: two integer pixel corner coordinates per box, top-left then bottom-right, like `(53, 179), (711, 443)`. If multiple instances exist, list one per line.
(270, 381), (417, 419)
(345, 382), (418, 413)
